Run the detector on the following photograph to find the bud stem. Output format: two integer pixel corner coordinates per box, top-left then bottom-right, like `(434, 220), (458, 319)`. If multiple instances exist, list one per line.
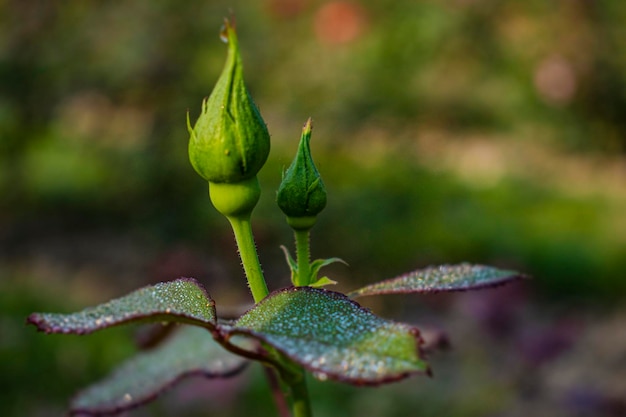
(294, 229), (311, 287)
(227, 215), (269, 303)
(290, 367), (312, 417)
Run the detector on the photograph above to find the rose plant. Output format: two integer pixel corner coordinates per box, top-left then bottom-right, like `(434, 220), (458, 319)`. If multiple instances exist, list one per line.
(27, 19), (524, 417)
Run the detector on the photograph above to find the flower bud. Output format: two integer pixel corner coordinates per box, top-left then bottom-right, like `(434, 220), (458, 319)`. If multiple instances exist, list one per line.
(277, 118), (327, 229)
(187, 19), (270, 184)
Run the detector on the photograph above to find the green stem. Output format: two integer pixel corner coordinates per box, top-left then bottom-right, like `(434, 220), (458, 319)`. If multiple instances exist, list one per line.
(294, 229), (311, 286)
(289, 368), (312, 417)
(265, 347), (313, 417)
(227, 215), (269, 303)
(263, 366), (291, 417)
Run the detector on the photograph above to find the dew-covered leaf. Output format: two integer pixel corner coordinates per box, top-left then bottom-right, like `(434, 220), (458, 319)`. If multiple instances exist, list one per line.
(348, 263), (525, 298)
(230, 287), (429, 385)
(71, 326), (247, 415)
(28, 278), (216, 334)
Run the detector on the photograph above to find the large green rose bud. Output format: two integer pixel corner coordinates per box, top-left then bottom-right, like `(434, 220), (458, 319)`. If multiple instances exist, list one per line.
(187, 19), (270, 185)
(277, 118), (327, 230)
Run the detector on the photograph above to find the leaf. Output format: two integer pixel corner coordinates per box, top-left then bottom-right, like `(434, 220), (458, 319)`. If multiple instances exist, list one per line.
(70, 326), (247, 415)
(309, 276), (337, 288)
(229, 287), (429, 385)
(27, 278), (216, 335)
(309, 257), (346, 283)
(280, 245), (298, 284)
(348, 263), (526, 298)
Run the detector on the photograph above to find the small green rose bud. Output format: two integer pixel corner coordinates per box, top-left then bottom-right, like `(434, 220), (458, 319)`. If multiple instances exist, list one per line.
(187, 19), (270, 184)
(277, 118), (327, 229)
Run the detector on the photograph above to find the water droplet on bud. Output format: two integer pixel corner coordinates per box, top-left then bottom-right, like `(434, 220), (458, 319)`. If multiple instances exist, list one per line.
(219, 24), (229, 43)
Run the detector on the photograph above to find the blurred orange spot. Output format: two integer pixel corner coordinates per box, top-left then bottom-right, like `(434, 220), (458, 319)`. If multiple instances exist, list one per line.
(534, 55), (577, 106)
(314, 1), (367, 45)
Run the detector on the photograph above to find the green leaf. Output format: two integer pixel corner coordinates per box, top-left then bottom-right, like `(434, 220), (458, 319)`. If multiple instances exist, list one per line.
(280, 245), (298, 283)
(348, 263), (526, 298)
(27, 278), (216, 335)
(71, 326), (247, 415)
(309, 257), (346, 283)
(309, 276), (337, 288)
(229, 287), (429, 385)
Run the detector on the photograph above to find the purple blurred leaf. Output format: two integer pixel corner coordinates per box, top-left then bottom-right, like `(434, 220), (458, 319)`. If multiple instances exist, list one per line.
(348, 263), (526, 298)
(27, 278), (216, 334)
(70, 326), (247, 415)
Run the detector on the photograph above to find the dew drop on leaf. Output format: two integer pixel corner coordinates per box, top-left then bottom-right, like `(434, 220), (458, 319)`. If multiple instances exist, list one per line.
(231, 287), (429, 384)
(27, 278), (217, 335)
(348, 263), (525, 298)
(314, 372), (328, 381)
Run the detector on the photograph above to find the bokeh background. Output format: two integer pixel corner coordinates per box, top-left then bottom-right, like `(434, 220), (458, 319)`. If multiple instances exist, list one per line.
(1, 1), (625, 416)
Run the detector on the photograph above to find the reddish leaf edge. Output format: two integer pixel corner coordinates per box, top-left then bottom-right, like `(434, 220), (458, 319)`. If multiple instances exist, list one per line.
(26, 278), (217, 335)
(27, 282), (432, 396)
(347, 265), (530, 299)
(226, 286), (432, 386)
(69, 360), (248, 416)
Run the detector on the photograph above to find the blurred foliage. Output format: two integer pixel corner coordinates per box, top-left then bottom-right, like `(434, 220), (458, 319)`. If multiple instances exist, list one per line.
(2, 1), (626, 416)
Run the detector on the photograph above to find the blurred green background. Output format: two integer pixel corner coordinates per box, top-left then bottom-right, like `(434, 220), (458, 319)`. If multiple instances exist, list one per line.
(1, 1), (625, 416)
